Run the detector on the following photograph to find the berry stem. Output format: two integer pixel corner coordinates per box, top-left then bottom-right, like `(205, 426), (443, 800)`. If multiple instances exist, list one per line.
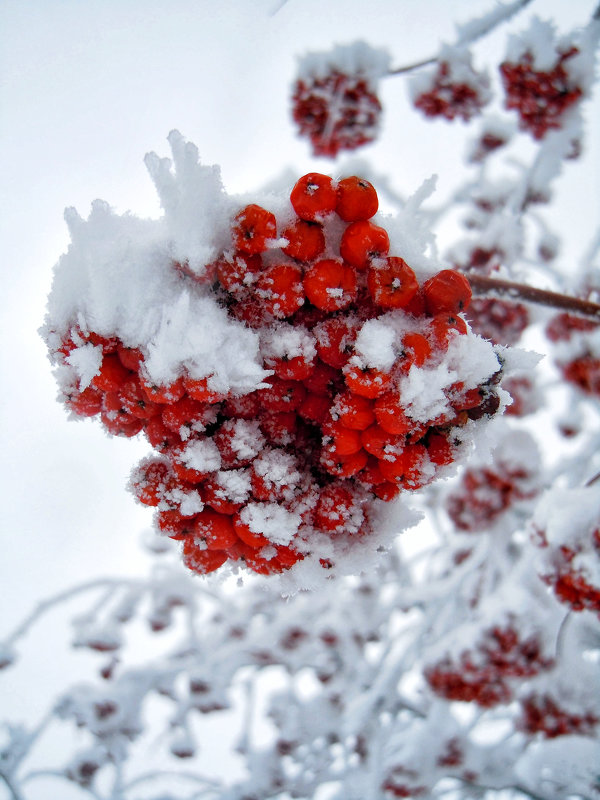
(388, 0), (533, 75)
(468, 274), (600, 322)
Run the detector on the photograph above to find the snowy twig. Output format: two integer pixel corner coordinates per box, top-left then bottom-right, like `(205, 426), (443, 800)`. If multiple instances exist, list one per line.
(388, 0), (533, 75)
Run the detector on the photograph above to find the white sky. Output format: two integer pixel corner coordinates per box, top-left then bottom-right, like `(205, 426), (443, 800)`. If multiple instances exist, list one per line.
(0, 2), (598, 788)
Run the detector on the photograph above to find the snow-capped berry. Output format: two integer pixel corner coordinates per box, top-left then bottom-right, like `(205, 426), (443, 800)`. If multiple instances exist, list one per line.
(303, 259), (358, 312)
(192, 510), (238, 550)
(290, 173), (337, 221)
(182, 540), (228, 574)
(232, 204), (277, 255)
(340, 220), (390, 270)
(336, 176), (379, 221)
(256, 264), (305, 318)
(412, 47), (491, 122)
(367, 257), (419, 309)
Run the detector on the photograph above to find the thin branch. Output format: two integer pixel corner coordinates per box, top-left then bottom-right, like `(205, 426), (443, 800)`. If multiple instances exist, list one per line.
(388, 0), (533, 75)
(468, 274), (600, 322)
(0, 772), (25, 800)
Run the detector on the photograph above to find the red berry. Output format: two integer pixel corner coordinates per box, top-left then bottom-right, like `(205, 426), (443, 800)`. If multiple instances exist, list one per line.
(336, 176), (379, 222)
(290, 173), (337, 221)
(323, 419), (363, 456)
(216, 253), (262, 295)
(140, 374), (186, 405)
(130, 458), (171, 506)
(256, 264), (305, 318)
(361, 424), (403, 460)
(281, 220), (326, 262)
(184, 376), (225, 404)
(92, 354), (133, 393)
(340, 220), (390, 271)
(303, 259), (358, 312)
(314, 484), (359, 532)
(332, 392), (375, 431)
(314, 317), (359, 369)
(423, 270), (472, 315)
(65, 385), (103, 417)
(320, 448), (368, 478)
(192, 510), (238, 550)
(232, 204), (277, 255)
(367, 257), (419, 309)
(343, 362), (391, 399)
(182, 540), (228, 575)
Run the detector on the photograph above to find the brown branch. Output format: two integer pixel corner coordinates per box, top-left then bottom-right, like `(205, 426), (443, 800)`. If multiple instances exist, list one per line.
(468, 274), (600, 322)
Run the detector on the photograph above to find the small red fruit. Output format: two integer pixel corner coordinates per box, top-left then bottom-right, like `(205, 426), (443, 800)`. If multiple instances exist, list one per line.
(290, 173), (337, 221)
(281, 220), (326, 262)
(303, 259), (358, 312)
(232, 204), (277, 255)
(336, 176), (379, 222)
(423, 269), (472, 315)
(367, 256), (419, 309)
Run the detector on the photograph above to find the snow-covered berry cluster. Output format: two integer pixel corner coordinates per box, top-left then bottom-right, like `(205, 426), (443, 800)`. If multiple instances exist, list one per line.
(533, 485), (600, 619)
(500, 19), (583, 140)
(519, 693), (599, 739)
(425, 619), (554, 707)
(546, 312), (600, 397)
(466, 297), (529, 346)
(445, 430), (540, 533)
(42, 135), (507, 586)
(291, 42), (390, 157)
(411, 46), (491, 122)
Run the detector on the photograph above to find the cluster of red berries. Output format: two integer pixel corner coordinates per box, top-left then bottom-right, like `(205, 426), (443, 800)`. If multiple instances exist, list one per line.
(546, 312), (600, 397)
(535, 527), (600, 619)
(500, 47), (582, 139)
(292, 71), (382, 157)
(446, 459), (538, 533)
(413, 52), (490, 122)
(54, 174), (503, 578)
(519, 693), (598, 739)
(466, 298), (529, 347)
(425, 624), (554, 707)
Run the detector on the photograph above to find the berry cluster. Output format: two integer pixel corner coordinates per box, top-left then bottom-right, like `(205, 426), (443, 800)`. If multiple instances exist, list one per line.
(412, 48), (491, 122)
(292, 72), (382, 158)
(536, 528), (600, 619)
(52, 174), (503, 579)
(466, 298), (529, 347)
(446, 451), (539, 533)
(546, 312), (600, 397)
(500, 46), (582, 139)
(425, 624), (554, 707)
(519, 694), (598, 739)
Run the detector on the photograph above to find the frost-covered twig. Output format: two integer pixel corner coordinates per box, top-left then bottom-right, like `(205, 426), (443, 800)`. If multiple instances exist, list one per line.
(388, 0), (533, 75)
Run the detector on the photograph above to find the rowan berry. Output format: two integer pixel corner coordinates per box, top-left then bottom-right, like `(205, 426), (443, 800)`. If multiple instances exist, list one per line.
(157, 510), (198, 540)
(184, 376), (225, 404)
(232, 204), (277, 255)
(314, 317), (359, 369)
(298, 392), (331, 425)
(130, 458), (171, 506)
(367, 257), (419, 309)
(117, 345), (144, 371)
(281, 219), (326, 262)
(233, 513), (269, 548)
(314, 484), (358, 532)
(323, 419), (363, 456)
(290, 173), (337, 221)
(343, 362), (391, 398)
(336, 176), (379, 221)
(423, 269), (472, 315)
(373, 393), (414, 436)
(216, 253), (262, 295)
(182, 540), (228, 575)
(192, 510), (238, 550)
(340, 220), (390, 271)
(65, 385), (103, 417)
(303, 259), (358, 312)
(92, 354), (133, 393)
(320, 448), (368, 478)
(118, 378), (159, 419)
(378, 444), (428, 489)
(361, 424), (403, 460)
(140, 374), (186, 405)
(332, 392), (375, 430)
(256, 264), (305, 318)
